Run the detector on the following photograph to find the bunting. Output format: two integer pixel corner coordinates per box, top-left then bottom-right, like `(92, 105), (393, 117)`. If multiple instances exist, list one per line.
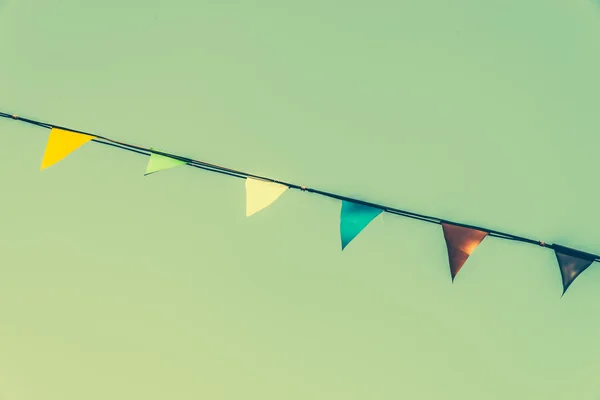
(554, 245), (596, 295)
(245, 177), (288, 216)
(145, 149), (187, 175)
(340, 201), (382, 250)
(2, 110), (600, 297)
(40, 128), (95, 170)
(441, 223), (488, 281)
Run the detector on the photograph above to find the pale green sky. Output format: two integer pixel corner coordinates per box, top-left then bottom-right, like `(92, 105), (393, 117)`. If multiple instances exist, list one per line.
(1, 0), (600, 399)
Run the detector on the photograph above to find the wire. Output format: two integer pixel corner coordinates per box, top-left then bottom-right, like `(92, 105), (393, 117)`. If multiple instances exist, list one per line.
(2, 111), (599, 262)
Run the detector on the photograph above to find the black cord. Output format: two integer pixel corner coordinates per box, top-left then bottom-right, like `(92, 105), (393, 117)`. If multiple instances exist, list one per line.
(2, 111), (598, 262)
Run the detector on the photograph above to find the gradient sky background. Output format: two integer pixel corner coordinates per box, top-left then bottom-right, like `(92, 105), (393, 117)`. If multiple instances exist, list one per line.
(1, 0), (600, 399)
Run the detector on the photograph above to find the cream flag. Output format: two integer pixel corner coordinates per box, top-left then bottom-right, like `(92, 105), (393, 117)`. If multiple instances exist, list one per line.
(245, 177), (288, 216)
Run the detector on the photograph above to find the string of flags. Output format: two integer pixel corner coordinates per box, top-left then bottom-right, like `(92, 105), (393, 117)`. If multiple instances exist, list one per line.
(1, 111), (598, 296)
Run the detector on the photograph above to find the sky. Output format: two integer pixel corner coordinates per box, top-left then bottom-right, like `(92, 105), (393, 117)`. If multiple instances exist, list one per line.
(1, 0), (600, 399)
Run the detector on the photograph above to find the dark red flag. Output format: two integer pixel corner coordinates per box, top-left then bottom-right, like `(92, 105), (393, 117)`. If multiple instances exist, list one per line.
(442, 223), (488, 281)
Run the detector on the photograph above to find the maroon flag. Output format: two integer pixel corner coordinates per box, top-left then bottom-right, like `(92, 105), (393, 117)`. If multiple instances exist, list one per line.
(442, 223), (488, 281)
(553, 244), (596, 295)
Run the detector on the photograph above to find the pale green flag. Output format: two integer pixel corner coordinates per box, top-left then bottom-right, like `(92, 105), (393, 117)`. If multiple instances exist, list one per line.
(144, 149), (188, 175)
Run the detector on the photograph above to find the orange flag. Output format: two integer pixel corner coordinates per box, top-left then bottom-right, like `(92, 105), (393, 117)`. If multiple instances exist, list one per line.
(40, 128), (96, 170)
(442, 223), (488, 281)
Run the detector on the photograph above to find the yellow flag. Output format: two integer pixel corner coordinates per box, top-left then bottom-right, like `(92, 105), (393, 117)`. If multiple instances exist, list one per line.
(245, 177), (288, 216)
(40, 128), (96, 170)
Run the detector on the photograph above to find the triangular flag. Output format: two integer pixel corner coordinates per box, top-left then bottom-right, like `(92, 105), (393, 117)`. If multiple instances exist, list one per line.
(442, 222), (488, 281)
(145, 149), (187, 175)
(340, 201), (382, 250)
(40, 128), (96, 170)
(554, 244), (596, 295)
(245, 177), (288, 216)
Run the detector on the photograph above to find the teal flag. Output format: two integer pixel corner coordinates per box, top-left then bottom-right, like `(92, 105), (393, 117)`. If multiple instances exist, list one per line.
(145, 149), (187, 175)
(340, 200), (382, 250)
